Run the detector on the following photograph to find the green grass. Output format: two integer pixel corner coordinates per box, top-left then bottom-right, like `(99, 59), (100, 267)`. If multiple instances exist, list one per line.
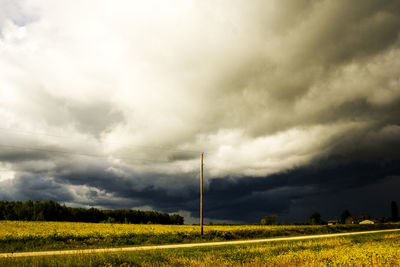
(2, 231), (400, 266)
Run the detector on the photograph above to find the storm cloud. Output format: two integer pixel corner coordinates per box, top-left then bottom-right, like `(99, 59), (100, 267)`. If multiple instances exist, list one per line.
(1, 0), (400, 222)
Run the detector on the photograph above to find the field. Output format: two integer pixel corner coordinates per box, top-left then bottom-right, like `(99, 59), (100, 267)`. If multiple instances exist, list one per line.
(2, 231), (400, 266)
(0, 220), (399, 253)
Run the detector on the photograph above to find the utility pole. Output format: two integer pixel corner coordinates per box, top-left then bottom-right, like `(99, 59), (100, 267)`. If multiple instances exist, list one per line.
(200, 152), (204, 236)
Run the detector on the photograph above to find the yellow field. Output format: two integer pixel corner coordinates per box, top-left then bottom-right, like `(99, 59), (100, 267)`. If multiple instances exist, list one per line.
(1, 220), (399, 241)
(0, 220), (321, 239)
(163, 233), (400, 266)
(1, 220), (399, 259)
(2, 230), (400, 266)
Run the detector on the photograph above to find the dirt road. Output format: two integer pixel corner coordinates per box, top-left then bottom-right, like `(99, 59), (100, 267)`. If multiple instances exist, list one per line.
(1, 228), (399, 258)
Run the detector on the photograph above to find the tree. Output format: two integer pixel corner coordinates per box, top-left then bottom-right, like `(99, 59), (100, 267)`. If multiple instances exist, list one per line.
(340, 210), (351, 224)
(170, 214), (184, 225)
(310, 212), (322, 225)
(260, 215), (277, 225)
(391, 201), (399, 222)
(0, 200), (184, 225)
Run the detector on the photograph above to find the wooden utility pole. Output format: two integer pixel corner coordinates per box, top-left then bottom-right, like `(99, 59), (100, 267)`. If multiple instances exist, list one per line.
(200, 152), (204, 236)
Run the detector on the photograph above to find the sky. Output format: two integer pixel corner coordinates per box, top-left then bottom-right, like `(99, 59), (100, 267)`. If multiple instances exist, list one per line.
(0, 0), (400, 223)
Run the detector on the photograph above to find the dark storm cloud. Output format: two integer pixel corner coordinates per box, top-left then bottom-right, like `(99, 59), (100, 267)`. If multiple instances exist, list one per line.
(0, 173), (74, 202)
(289, 0), (400, 66)
(0, 148), (51, 162)
(201, 159), (399, 222)
(0, 159), (200, 214)
(203, 0), (400, 139)
(1, 0), (400, 222)
(1, 133), (399, 222)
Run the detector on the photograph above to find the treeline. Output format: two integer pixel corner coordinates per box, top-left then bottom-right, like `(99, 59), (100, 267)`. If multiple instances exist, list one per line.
(0, 200), (184, 225)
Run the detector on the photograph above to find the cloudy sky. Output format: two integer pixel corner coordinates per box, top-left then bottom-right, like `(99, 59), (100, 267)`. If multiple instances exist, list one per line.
(1, 0), (400, 223)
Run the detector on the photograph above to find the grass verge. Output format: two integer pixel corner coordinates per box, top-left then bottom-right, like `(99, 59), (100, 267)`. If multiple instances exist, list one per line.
(0, 221), (399, 253)
(1, 231), (400, 266)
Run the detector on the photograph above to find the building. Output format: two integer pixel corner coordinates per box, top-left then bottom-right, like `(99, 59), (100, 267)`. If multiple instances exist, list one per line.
(327, 220), (339, 225)
(359, 219), (375, 225)
(345, 215), (370, 224)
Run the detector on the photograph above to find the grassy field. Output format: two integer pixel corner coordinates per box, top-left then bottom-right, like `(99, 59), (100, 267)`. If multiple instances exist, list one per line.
(0, 220), (399, 253)
(2, 231), (400, 266)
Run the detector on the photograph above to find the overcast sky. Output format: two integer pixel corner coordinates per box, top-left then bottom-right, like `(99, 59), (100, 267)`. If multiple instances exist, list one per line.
(1, 0), (400, 223)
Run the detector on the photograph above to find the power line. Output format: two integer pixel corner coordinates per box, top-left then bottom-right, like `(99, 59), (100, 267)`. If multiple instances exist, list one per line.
(0, 144), (172, 164)
(0, 127), (68, 139)
(0, 127), (205, 155)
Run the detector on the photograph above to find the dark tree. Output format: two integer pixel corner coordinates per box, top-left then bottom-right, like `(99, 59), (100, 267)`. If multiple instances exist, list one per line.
(340, 210), (351, 224)
(260, 215), (277, 225)
(0, 200), (184, 225)
(310, 212), (322, 225)
(391, 201), (399, 222)
(170, 214), (184, 225)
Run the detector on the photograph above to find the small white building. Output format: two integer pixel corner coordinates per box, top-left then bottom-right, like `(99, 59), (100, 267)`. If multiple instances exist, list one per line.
(327, 220), (339, 225)
(359, 220), (375, 225)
